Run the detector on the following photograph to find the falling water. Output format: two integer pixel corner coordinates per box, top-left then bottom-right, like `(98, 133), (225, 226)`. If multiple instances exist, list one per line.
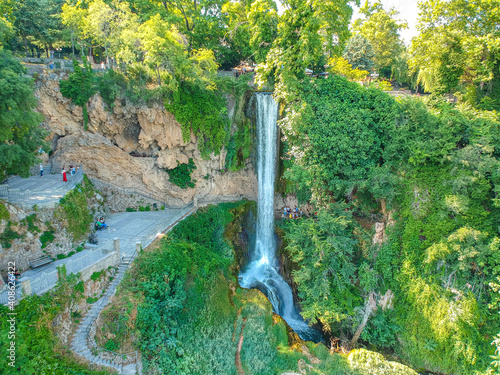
(239, 93), (322, 342)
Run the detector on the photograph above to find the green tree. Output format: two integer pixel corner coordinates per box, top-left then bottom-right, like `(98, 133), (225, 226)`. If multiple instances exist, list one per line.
(61, 1), (89, 56)
(0, 17), (13, 48)
(256, 0), (355, 101)
(218, 0), (252, 69)
(285, 204), (360, 332)
(0, 50), (47, 177)
(409, 0), (500, 98)
(84, 0), (140, 66)
(248, 0), (278, 63)
(282, 75), (397, 202)
(353, 1), (407, 75)
(342, 34), (375, 72)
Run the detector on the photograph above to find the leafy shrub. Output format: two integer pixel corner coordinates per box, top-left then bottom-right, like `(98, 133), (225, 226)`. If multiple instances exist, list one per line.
(74, 281), (84, 294)
(0, 202), (10, 221)
(0, 221), (22, 248)
(104, 339), (118, 352)
(40, 230), (55, 249)
(90, 270), (105, 282)
(126, 207), (136, 212)
(56, 176), (95, 241)
(97, 69), (126, 110)
(86, 297), (98, 304)
(59, 60), (97, 129)
(164, 80), (229, 156)
(166, 158), (197, 188)
(22, 214), (40, 233)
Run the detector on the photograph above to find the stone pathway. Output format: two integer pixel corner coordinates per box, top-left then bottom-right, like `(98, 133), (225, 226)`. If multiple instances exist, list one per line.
(95, 206), (193, 257)
(70, 205), (197, 374)
(0, 166), (83, 207)
(0, 206), (194, 305)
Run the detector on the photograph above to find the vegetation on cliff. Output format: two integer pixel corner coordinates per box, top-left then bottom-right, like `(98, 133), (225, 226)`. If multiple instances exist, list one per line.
(278, 74), (500, 374)
(0, 266), (108, 375)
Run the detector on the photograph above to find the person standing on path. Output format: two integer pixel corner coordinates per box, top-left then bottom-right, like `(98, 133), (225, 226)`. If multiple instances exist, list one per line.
(40, 163), (43, 177)
(62, 166), (67, 182)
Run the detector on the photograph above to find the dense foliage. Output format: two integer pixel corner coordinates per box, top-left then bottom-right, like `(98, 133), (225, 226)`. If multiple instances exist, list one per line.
(280, 73), (500, 374)
(165, 82), (229, 156)
(0, 50), (47, 178)
(130, 203), (304, 374)
(0, 266), (108, 375)
(56, 175), (97, 241)
(165, 158), (197, 189)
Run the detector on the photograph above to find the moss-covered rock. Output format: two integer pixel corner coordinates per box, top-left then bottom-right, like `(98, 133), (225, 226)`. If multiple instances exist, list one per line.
(348, 349), (418, 375)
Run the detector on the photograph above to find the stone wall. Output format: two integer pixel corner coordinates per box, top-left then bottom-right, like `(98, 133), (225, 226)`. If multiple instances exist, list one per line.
(0, 187), (108, 274)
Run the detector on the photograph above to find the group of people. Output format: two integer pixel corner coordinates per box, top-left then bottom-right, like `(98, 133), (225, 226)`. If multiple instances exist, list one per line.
(39, 164), (77, 180)
(61, 165), (76, 182)
(283, 206), (303, 220)
(8, 267), (21, 285)
(95, 217), (108, 230)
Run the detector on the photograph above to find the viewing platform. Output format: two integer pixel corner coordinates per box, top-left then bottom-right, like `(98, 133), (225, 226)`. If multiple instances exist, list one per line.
(0, 163), (83, 208)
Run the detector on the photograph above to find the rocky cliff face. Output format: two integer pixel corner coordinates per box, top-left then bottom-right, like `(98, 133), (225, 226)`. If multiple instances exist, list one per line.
(35, 72), (257, 206)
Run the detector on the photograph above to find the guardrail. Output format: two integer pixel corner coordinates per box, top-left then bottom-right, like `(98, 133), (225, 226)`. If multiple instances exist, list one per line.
(0, 248), (113, 305)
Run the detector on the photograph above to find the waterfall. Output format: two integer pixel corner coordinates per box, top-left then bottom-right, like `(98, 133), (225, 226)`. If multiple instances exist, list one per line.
(239, 93), (322, 342)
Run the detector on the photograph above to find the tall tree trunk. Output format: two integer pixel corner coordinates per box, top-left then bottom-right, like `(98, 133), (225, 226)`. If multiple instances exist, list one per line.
(350, 293), (376, 349)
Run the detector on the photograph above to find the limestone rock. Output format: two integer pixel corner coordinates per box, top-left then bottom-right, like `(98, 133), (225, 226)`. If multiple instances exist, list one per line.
(34, 72), (258, 208)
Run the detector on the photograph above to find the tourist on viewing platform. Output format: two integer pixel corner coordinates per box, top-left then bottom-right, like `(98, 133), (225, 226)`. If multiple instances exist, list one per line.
(40, 163), (43, 177)
(49, 61), (54, 69)
(50, 50), (54, 59)
(62, 166), (67, 182)
(70, 164), (76, 175)
(99, 217), (108, 229)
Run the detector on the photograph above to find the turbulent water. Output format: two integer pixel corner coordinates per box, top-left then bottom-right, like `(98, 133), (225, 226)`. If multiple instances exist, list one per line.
(238, 93), (322, 342)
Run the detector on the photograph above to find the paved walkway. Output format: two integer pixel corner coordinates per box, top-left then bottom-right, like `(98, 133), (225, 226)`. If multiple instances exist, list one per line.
(95, 207), (193, 256)
(0, 206), (194, 305)
(71, 206), (196, 374)
(0, 166), (83, 207)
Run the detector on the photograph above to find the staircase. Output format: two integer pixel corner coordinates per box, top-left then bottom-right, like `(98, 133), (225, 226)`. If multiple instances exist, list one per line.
(70, 262), (140, 374)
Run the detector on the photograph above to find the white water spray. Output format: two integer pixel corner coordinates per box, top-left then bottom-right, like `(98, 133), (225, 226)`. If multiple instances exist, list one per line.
(239, 93), (322, 342)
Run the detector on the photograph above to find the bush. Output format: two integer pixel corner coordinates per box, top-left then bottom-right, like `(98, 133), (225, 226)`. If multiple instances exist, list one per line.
(104, 339), (118, 352)
(97, 69), (126, 110)
(166, 158), (197, 189)
(0, 202), (10, 221)
(86, 297), (98, 304)
(40, 230), (55, 249)
(56, 177), (95, 241)
(0, 221), (22, 248)
(22, 214), (40, 233)
(90, 270), (105, 282)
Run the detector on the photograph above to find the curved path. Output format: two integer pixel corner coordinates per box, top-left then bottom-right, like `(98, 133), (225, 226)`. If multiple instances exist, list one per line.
(70, 206), (197, 374)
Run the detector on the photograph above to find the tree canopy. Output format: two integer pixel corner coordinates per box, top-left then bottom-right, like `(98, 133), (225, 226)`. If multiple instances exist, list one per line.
(0, 50), (46, 177)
